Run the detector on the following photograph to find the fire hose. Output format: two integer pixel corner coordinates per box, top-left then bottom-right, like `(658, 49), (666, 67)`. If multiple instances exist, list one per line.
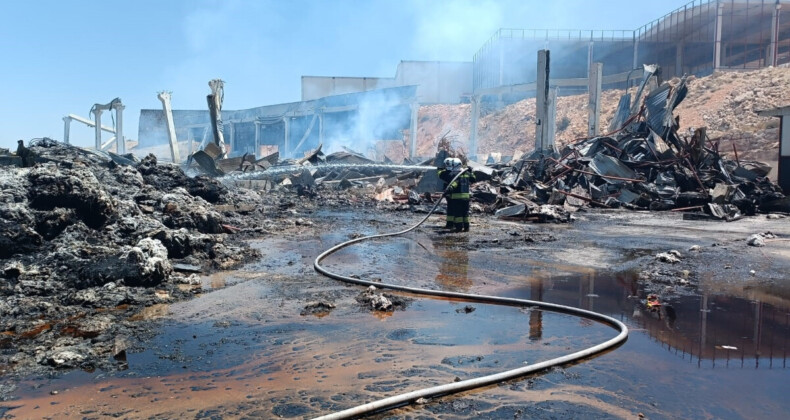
(313, 168), (628, 419)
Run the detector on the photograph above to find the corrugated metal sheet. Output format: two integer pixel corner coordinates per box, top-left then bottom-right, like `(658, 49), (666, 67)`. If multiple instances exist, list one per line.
(644, 84), (671, 135)
(608, 93), (631, 132)
(589, 154), (637, 184)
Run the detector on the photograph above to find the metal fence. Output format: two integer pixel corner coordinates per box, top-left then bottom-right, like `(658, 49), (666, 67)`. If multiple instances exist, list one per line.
(474, 0), (790, 92)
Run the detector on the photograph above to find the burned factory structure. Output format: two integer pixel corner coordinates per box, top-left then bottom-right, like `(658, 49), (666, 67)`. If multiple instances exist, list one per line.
(137, 0), (790, 165)
(138, 85), (418, 161)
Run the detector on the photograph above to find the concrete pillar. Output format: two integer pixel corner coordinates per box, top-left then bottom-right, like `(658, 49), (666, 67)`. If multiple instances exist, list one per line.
(92, 109), (103, 150)
(781, 116), (790, 193)
(63, 116), (71, 145)
(587, 42), (594, 74)
(254, 121), (261, 156)
(187, 129), (194, 157)
(228, 122), (235, 155)
(588, 62), (603, 137)
(714, 2), (724, 69)
(283, 116), (290, 158)
(547, 87), (557, 150)
(633, 39), (639, 69)
(157, 92), (180, 163)
(535, 50), (550, 153)
(115, 103), (125, 154)
(769, 3), (782, 66)
(319, 111), (324, 145)
(409, 102), (418, 158)
(469, 96), (480, 160)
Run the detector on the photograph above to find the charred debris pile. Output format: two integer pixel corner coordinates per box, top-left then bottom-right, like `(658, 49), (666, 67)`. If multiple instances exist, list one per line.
(492, 73), (788, 222)
(208, 73), (788, 223)
(0, 139), (268, 377)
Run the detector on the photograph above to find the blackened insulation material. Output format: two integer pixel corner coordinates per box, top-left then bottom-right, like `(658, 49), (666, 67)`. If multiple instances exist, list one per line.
(644, 83), (672, 136)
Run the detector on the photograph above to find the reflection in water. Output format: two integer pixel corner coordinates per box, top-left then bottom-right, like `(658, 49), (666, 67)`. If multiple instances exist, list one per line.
(506, 270), (790, 369)
(433, 236), (472, 291)
(642, 292), (790, 369)
(128, 304), (170, 321)
(529, 280), (543, 341)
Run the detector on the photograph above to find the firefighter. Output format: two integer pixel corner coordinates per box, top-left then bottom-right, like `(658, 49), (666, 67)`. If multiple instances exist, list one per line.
(438, 157), (475, 232)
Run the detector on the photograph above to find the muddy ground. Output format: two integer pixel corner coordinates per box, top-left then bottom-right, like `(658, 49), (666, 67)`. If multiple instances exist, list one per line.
(1, 189), (789, 419)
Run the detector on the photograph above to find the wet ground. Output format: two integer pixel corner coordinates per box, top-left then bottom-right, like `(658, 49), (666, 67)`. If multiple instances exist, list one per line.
(1, 209), (789, 419)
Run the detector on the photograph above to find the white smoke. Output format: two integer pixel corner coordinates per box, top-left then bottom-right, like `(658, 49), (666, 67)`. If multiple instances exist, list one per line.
(322, 89), (409, 158)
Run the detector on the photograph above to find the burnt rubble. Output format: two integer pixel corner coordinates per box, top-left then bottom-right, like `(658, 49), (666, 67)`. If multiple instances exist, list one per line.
(0, 66), (787, 389)
(211, 71), (789, 225)
(0, 139), (259, 379)
(488, 75), (787, 221)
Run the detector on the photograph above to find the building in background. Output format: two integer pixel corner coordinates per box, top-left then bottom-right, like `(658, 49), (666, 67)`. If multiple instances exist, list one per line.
(138, 0), (790, 159)
(302, 60), (473, 104)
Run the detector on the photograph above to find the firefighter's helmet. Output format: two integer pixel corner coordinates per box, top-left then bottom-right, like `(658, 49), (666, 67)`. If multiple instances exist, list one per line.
(443, 157), (462, 170)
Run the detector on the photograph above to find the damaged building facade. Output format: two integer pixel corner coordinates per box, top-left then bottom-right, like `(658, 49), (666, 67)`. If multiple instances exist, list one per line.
(137, 0), (790, 162)
(137, 60), (474, 162)
(138, 86), (417, 161)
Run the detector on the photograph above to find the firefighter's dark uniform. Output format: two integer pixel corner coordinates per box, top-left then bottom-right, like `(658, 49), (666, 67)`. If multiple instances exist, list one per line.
(438, 167), (475, 232)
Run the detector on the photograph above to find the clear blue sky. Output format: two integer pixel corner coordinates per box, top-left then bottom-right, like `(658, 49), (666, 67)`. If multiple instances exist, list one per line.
(0, 0), (691, 150)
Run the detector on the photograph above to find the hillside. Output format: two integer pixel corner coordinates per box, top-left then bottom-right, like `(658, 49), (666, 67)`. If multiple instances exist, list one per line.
(415, 66), (790, 168)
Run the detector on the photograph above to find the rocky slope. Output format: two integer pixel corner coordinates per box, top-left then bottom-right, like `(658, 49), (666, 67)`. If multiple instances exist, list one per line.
(416, 66), (790, 167)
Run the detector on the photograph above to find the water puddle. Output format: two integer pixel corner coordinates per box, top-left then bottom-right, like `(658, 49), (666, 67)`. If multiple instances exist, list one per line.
(2, 215), (789, 419)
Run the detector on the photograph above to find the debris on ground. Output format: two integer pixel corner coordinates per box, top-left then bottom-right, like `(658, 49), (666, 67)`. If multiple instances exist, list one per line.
(656, 251), (682, 264)
(357, 286), (394, 311)
(300, 301), (337, 316)
(355, 286), (411, 312)
(646, 294), (662, 310)
(747, 231), (776, 247)
(488, 72), (786, 219)
(0, 139), (264, 377)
